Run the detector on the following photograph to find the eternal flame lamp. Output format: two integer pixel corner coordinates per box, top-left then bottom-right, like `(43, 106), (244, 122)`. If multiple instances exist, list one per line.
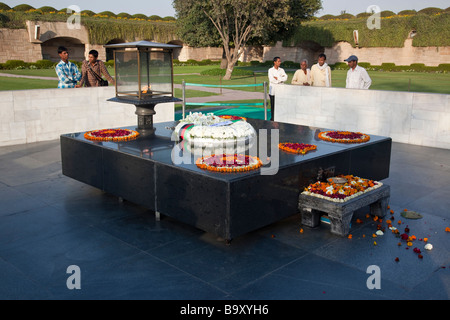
(104, 40), (182, 136)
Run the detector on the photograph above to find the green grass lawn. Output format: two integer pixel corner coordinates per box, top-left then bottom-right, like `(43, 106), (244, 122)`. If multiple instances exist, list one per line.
(0, 69), (59, 78)
(173, 65), (219, 74)
(174, 88), (218, 99)
(1, 66), (449, 94)
(175, 68), (450, 94)
(0, 77), (58, 90)
(330, 70), (450, 94)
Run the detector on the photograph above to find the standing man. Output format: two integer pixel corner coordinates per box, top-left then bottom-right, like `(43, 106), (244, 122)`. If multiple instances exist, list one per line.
(291, 59), (311, 86)
(80, 50), (115, 87)
(268, 57), (288, 121)
(55, 46), (82, 89)
(310, 53), (331, 87)
(344, 55), (372, 90)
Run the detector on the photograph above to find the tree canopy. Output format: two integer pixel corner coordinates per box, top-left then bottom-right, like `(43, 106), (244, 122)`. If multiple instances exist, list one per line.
(173, 0), (321, 79)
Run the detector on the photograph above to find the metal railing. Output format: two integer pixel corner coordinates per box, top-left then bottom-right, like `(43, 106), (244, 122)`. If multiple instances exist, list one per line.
(181, 80), (268, 120)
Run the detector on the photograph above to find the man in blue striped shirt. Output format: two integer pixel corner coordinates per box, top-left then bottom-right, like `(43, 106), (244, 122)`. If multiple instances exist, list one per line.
(55, 46), (81, 88)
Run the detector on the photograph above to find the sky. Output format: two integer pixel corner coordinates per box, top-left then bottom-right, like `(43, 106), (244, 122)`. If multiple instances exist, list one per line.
(2, 0), (449, 18)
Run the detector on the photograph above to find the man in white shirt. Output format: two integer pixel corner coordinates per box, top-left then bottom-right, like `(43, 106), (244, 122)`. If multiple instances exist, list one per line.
(310, 53), (331, 87)
(268, 57), (288, 121)
(345, 55), (372, 90)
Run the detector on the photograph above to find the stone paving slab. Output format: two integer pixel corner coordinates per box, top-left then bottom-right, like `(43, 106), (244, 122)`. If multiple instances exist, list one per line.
(0, 138), (449, 300)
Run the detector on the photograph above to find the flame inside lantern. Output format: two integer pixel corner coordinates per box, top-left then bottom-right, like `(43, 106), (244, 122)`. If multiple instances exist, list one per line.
(141, 85), (151, 94)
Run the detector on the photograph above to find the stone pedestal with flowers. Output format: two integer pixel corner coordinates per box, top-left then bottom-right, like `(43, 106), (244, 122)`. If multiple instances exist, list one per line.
(299, 184), (390, 236)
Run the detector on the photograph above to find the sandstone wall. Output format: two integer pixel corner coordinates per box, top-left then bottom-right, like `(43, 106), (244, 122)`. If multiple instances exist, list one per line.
(0, 28), (42, 62)
(325, 40), (450, 66)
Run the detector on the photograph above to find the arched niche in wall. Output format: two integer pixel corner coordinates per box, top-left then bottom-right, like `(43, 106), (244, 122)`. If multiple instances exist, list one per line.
(41, 36), (85, 62)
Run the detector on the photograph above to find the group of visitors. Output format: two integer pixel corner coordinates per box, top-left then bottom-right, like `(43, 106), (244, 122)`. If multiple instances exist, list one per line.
(268, 53), (372, 120)
(56, 46), (372, 125)
(55, 46), (114, 89)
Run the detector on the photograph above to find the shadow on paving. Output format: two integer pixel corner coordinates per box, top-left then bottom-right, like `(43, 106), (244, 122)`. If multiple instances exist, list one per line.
(0, 138), (449, 300)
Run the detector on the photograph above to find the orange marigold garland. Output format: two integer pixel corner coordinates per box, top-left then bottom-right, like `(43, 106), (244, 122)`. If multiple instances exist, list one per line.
(84, 129), (139, 142)
(279, 142), (317, 155)
(217, 115), (247, 121)
(318, 131), (370, 144)
(196, 154), (263, 173)
(302, 175), (382, 202)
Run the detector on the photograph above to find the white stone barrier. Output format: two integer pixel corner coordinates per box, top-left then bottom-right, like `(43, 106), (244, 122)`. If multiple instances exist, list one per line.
(0, 87), (175, 147)
(275, 85), (450, 150)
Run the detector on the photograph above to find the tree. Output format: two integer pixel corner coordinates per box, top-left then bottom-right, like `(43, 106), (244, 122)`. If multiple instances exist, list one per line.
(173, 0), (321, 80)
(173, 0), (226, 67)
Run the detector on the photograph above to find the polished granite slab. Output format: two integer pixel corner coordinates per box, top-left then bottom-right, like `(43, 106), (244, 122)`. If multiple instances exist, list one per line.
(3, 139), (450, 301)
(61, 119), (391, 241)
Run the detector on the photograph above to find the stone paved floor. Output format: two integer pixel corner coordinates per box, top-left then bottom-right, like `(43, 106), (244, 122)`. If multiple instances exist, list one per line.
(0, 139), (449, 300)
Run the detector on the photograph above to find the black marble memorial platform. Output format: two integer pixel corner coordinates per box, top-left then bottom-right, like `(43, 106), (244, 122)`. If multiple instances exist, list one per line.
(60, 119), (391, 242)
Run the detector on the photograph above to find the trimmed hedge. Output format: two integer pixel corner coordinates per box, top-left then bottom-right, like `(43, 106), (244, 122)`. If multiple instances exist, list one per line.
(417, 7), (443, 15)
(34, 59), (56, 69)
(81, 10), (96, 17)
(0, 10), (177, 44)
(286, 12), (450, 48)
(98, 11), (117, 18)
(0, 59), (83, 70)
(38, 6), (57, 13)
(173, 59), (221, 66)
(398, 10), (417, 16)
(0, 59), (448, 74)
(12, 4), (34, 11)
(329, 62), (450, 72)
(3, 60), (29, 69)
(0, 2), (11, 10)
(200, 68), (254, 76)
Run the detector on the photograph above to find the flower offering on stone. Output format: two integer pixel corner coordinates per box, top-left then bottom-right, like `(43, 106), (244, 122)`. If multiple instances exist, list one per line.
(278, 143), (317, 155)
(301, 175), (382, 203)
(84, 128), (140, 142)
(318, 131), (370, 144)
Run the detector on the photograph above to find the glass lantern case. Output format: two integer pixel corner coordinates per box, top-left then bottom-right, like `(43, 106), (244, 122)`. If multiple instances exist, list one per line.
(105, 40), (180, 101)
(104, 41), (182, 135)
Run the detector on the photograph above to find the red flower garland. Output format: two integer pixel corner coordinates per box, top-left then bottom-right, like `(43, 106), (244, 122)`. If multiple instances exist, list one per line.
(218, 115), (247, 121)
(318, 131), (370, 144)
(196, 154), (262, 173)
(84, 129), (139, 142)
(279, 142), (317, 155)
